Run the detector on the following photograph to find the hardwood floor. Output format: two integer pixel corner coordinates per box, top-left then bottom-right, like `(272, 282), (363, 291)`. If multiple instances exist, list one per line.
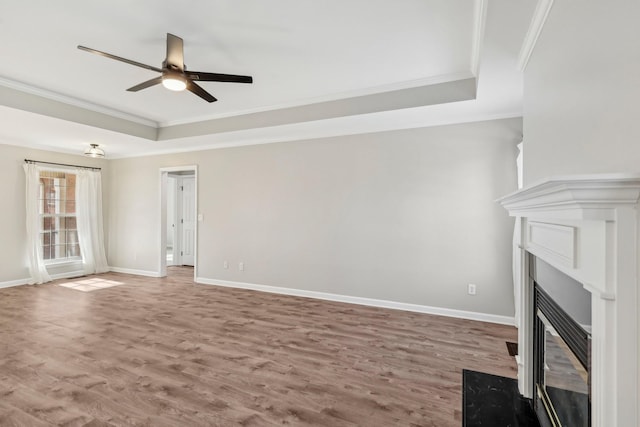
(0, 268), (517, 426)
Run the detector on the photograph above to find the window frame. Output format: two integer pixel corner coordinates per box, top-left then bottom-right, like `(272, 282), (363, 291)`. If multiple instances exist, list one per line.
(38, 169), (82, 265)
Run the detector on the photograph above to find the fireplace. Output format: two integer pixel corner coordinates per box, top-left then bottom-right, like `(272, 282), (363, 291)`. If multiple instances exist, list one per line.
(531, 256), (591, 426)
(498, 174), (640, 427)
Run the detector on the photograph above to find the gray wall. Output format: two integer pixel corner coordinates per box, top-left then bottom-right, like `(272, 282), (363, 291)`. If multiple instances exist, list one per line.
(108, 118), (521, 317)
(0, 143), (108, 283)
(523, 0), (640, 184)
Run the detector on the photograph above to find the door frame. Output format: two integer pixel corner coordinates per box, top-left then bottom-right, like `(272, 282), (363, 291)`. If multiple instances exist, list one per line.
(159, 165), (198, 279)
(166, 175), (179, 266)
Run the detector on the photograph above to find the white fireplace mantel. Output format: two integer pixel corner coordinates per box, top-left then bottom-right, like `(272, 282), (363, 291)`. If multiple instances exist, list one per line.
(498, 173), (640, 427)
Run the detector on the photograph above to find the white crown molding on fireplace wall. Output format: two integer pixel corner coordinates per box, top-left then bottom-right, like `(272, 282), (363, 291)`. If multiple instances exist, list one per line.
(499, 173), (640, 427)
(517, 0), (554, 71)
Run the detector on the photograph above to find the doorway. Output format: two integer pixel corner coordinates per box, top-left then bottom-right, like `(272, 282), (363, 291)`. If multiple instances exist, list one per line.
(167, 173), (195, 267)
(159, 166), (198, 279)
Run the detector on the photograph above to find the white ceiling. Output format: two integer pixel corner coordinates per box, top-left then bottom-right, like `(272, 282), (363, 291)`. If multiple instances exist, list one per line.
(0, 0), (536, 158)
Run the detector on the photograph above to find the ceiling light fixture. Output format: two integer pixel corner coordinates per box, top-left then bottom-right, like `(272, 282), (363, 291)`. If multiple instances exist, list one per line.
(162, 70), (187, 91)
(84, 143), (105, 158)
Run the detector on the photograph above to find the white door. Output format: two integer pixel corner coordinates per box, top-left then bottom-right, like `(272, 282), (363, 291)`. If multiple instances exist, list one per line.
(179, 176), (195, 266)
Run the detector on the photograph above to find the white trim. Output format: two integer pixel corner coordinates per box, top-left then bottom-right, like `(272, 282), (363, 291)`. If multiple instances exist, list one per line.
(158, 71), (475, 127)
(196, 277), (515, 326)
(0, 75), (158, 127)
(1, 110), (523, 161)
(0, 71), (475, 130)
(0, 278), (30, 289)
(158, 166), (198, 281)
(1, 271), (89, 288)
(517, 0), (554, 71)
(471, 0), (487, 78)
(500, 173), (640, 426)
(514, 354), (523, 367)
(159, 170), (168, 277)
(497, 172), (640, 220)
(44, 258), (83, 268)
(158, 166), (198, 173)
(110, 111), (523, 160)
(109, 267), (162, 277)
(527, 221), (576, 268)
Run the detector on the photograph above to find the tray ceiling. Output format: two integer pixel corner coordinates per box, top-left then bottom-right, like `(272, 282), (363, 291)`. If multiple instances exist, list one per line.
(0, 0), (536, 158)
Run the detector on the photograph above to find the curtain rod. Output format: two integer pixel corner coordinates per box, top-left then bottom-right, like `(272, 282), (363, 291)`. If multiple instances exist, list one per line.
(24, 159), (101, 171)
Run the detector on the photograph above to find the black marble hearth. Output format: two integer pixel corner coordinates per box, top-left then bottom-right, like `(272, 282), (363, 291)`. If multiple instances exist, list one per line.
(462, 369), (540, 427)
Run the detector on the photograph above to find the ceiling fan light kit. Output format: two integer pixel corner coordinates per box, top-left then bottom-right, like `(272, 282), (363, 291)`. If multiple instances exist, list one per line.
(77, 33), (253, 103)
(162, 70), (187, 91)
(84, 143), (105, 158)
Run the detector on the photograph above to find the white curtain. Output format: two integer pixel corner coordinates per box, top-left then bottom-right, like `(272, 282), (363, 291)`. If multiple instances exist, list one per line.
(76, 169), (109, 275)
(24, 163), (51, 284)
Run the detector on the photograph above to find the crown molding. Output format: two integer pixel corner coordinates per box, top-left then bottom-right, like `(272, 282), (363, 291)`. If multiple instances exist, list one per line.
(0, 71), (476, 139)
(517, 0), (554, 71)
(158, 71), (475, 127)
(108, 111), (522, 160)
(471, 0), (487, 78)
(0, 75), (158, 127)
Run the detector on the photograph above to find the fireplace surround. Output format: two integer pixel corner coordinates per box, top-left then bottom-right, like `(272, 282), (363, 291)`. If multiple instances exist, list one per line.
(499, 174), (640, 426)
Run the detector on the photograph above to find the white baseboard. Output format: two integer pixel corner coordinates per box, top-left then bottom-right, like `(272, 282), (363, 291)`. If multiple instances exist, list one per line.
(195, 277), (515, 326)
(0, 278), (31, 289)
(515, 354), (523, 367)
(2, 271), (98, 288)
(1, 267), (159, 288)
(109, 267), (162, 278)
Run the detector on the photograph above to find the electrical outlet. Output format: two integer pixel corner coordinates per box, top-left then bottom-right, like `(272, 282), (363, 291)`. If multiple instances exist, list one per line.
(239, 262), (244, 271)
(468, 283), (477, 295)
(223, 261), (228, 269)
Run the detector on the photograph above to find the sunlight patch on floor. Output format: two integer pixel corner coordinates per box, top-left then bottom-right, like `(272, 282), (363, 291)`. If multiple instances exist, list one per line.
(58, 278), (125, 292)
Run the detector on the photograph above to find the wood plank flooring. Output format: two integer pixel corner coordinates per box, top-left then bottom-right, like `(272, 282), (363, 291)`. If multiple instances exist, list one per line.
(0, 268), (517, 426)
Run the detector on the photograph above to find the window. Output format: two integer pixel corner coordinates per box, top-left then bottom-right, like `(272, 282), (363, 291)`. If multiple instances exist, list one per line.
(39, 171), (81, 262)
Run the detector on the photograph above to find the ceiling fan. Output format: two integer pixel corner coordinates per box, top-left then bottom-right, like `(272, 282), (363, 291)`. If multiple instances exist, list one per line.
(77, 33), (253, 103)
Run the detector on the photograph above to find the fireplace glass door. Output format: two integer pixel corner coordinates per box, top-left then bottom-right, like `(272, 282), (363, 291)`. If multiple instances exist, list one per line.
(537, 311), (590, 426)
(530, 256), (591, 427)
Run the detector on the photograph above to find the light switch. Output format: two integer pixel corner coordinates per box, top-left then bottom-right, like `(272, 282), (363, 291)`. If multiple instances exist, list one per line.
(197, 213), (203, 222)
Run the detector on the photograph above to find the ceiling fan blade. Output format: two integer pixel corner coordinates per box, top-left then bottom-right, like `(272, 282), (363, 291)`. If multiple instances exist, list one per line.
(127, 76), (163, 92)
(77, 45), (162, 73)
(187, 71), (253, 84)
(166, 33), (184, 71)
(186, 80), (217, 103)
